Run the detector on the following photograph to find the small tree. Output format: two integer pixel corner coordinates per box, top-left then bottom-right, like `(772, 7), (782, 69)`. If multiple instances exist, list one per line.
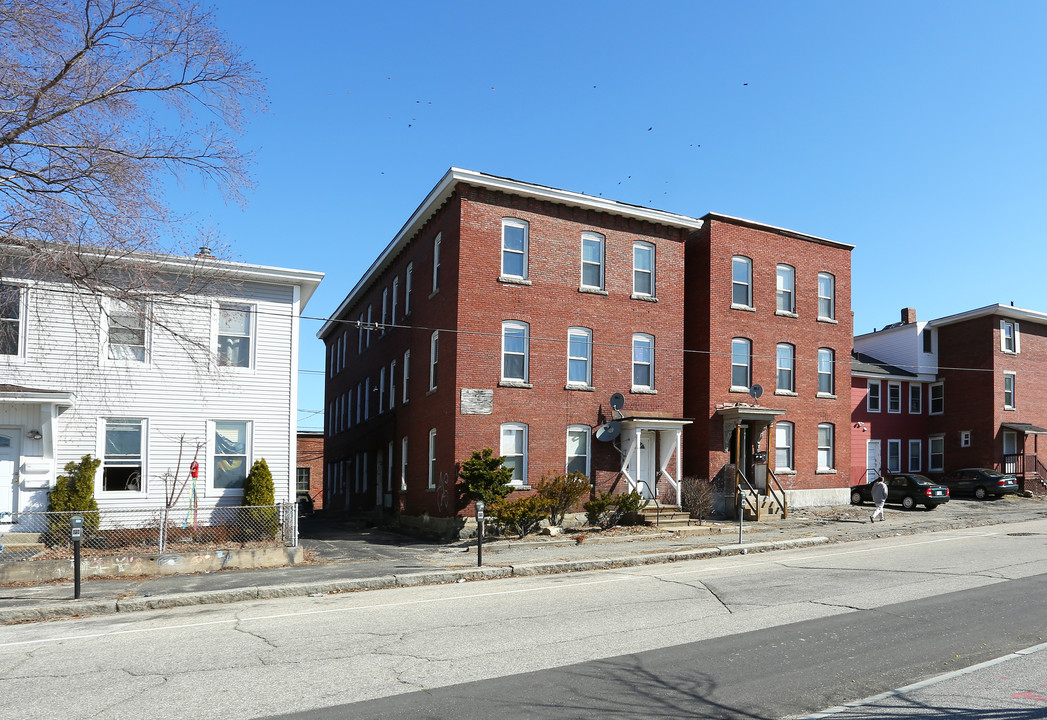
(490, 495), (549, 539)
(457, 448), (515, 507)
(584, 490), (647, 530)
(680, 476), (716, 525)
(45, 455), (101, 546)
(240, 458), (278, 540)
(535, 472), (591, 526)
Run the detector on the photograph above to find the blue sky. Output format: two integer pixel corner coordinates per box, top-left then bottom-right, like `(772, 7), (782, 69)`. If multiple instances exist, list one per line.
(175, 1), (1047, 430)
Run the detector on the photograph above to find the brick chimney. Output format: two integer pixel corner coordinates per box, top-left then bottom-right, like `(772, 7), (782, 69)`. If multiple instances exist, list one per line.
(901, 308), (917, 324)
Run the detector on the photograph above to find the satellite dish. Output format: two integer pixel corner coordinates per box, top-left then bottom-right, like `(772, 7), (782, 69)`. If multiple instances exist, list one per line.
(609, 393), (625, 411)
(749, 384), (764, 401)
(595, 421), (621, 442)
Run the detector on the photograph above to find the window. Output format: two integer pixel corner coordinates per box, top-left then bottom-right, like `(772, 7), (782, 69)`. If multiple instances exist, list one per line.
(1004, 372), (1016, 409)
(887, 439), (901, 473)
(775, 422), (794, 471)
(402, 349), (410, 403)
(214, 421), (250, 489)
(776, 344), (795, 393)
(566, 425), (590, 477)
(355, 382), (362, 424)
(567, 327), (592, 386)
(501, 423), (528, 485)
(922, 330), (933, 354)
(908, 440), (922, 472)
(1001, 319), (1020, 353)
(429, 331), (439, 390)
(296, 468), (310, 494)
(731, 338), (751, 390)
(909, 384), (922, 414)
(632, 334), (654, 389)
(378, 366), (386, 413)
(501, 321), (529, 382)
(960, 430), (972, 448)
(929, 435), (944, 472)
(216, 303), (252, 368)
(103, 418), (144, 492)
(867, 380), (881, 412)
(502, 219), (529, 279)
(432, 234), (441, 292)
(930, 383), (944, 415)
(427, 429), (437, 489)
(400, 437), (408, 491)
(391, 277), (399, 325)
(405, 262), (413, 315)
(776, 265), (795, 314)
(0, 284), (24, 356)
(357, 312), (365, 354)
(380, 288), (388, 335)
(817, 348), (835, 396)
(887, 382), (901, 413)
(388, 360), (396, 409)
(108, 299), (147, 361)
(580, 232), (605, 289)
(346, 388), (352, 429)
(817, 423), (835, 470)
(364, 377), (371, 419)
(633, 242), (655, 297)
(732, 256), (752, 307)
(366, 304), (373, 348)
(817, 273), (835, 320)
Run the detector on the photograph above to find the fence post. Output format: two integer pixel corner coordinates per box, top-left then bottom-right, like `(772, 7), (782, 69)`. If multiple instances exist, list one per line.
(159, 507), (167, 554)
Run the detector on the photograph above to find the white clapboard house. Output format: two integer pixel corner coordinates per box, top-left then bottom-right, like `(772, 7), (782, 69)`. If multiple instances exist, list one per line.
(0, 245), (322, 529)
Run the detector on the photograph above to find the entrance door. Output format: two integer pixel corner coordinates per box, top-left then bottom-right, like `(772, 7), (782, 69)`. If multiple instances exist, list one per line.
(1003, 431), (1019, 473)
(730, 425), (752, 485)
(866, 440), (881, 482)
(636, 431), (657, 499)
(0, 430), (19, 519)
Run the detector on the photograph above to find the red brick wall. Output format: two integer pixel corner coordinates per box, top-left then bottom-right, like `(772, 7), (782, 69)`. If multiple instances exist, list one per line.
(850, 376), (932, 481)
(296, 433), (324, 510)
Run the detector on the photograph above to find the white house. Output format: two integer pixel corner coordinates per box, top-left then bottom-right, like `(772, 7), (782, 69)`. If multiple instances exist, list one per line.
(0, 245), (323, 529)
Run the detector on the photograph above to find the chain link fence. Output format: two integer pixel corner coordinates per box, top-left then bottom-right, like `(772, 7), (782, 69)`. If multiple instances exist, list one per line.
(0, 504), (298, 563)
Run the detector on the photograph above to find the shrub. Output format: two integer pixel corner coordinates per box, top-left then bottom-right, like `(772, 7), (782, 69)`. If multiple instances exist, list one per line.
(583, 489), (648, 529)
(240, 458), (278, 540)
(680, 476), (717, 525)
(457, 447), (515, 507)
(45, 455), (101, 547)
(534, 472), (591, 526)
(490, 495), (549, 538)
(614, 490), (648, 525)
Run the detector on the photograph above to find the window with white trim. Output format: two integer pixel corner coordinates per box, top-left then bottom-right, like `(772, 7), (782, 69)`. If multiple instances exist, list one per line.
(429, 331), (439, 391)
(1004, 372), (1016, 409)
(388, 360), (396, 410)
(400, 436), (408, 491)
(402, 349), (410, 403)
(632, 333), (654, 389)
(817, 273), (835, 320)
(960, 430), (972, 448)
(501, 321), (529, 382)
(567, 327), (592, 386)
(501, 423), (528, 486)
(0, 284), (23, 356)
(355, 382), (362, 424)
(775, 421), (794, 471)
(427, 429), (437, 489)
(378, 366), (386, 413)
(405, 263), (413, 315)
(108, 298), (149, 362)
(929, 435), (944, 472)
(296, 467), (310, 494)
(731, 338), (751, 390)
(908, 439), (922, 472)
(817, 423), (835, 470)
(867, 380), (881, 412)
(1001, 319), (1020, 354)
(432, 234), (441, 293)
(930, 383), (944, 415)
(366, 304), (373, 348)
(391, 277), (399, 325)
(502, 219), (529, 279)
(633, 242), (655, 296)
(380, 288), (388, 336)
(214, 420), (250, 490)
(776, 343), (794, 393)
(566, 425), (590, 477)
(922, 329), (933, 354)
(732, 256), (752, 307)
(887, 382), (901, 413)
(357, 312), (365, 354)
(102, 418), (145, 492)
(817, 348), (835, 395)
(887, 439), (901, 473)
(776, 265), (795, 314)
(909, 383), (922, 414)
(217, 303), (252, 368)
(580, 232), (604, 290)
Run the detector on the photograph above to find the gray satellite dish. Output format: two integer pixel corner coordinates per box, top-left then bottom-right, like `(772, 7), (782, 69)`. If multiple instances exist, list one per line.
(609, 393), (625, 411)
(749, 384), (764, 401)
(595, 421), (621, 442)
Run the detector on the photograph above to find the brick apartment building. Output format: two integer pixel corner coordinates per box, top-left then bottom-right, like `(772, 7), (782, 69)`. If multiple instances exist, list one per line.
(296, 431), (324, 511)
(318, 169), (855, 530)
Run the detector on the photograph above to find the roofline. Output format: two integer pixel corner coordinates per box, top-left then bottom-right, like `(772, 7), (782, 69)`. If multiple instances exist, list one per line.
(0, 390), (75, 406)
(318, 168), (706, 339)
(702, 212), (854, 250)
(927, 303), (1047, 328)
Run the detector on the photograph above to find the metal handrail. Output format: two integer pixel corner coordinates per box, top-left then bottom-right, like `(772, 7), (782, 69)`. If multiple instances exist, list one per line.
(634, 481), (660, 525)
(735, 468), (760, 522)
(766, 468), (789, 519)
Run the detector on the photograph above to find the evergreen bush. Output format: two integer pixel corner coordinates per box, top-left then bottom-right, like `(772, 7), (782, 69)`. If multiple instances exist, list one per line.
(583, 489), (648, 529)
(490, 495), (549, 538)
(240, 458), (278, 540)
(534, 471), (590, 526)
(457, 447), (515, 507)
(45, 455), (101, 547)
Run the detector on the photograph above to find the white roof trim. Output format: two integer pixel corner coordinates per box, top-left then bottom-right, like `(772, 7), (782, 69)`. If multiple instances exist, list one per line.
(927, 303), (1047, 328)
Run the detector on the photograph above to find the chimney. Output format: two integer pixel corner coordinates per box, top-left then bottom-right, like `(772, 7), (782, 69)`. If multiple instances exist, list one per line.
(195, 246), (212, 258)
(901, 307), (917, 325)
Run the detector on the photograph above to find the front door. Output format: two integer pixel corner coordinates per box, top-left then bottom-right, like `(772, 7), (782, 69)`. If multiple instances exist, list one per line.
(866, 440), (882, 482)
(1003, 431), (1019, 473)
(730, 425), (752, 485)
(0, 430), (19, 519)
(636, 431), (657, 499)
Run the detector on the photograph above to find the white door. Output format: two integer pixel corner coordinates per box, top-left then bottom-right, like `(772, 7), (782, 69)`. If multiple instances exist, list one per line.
(636, 431), (657, 499)
(0, 430), (19, 518)
(866, 440), (881, 482)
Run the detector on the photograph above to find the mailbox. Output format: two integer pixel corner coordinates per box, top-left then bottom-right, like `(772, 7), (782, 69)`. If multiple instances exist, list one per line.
(70, 514), (83, 542)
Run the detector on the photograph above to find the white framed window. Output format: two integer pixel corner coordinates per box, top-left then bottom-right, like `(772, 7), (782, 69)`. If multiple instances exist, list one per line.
(429, 331), (439, 391)
(567, 327), (592, 386)
(908, 439), (922, 472)
(632, 333), (654, 389)
(922, 329), (933, 354)
(930, 383), (944, 415)
(1001, 319), (1020, 354)
(213, 420), (251, 490)
(380, 288), (388, 335)
(817, 423), (835, 470)
(817, 348), (835, 396)
(501, 321), (529, 382)
(633, 242), (655, 297)
(388, 360), (396, 410)
(364, 377), (371, 419)
(566, 425), (591, 477)
(732, 256), (752, 308)
(867, 380), (881, 412)
(366, 304), (373, 348)
(775, 421), (794, 471)
(355, 381), (362, 424)
(887, 439), (901, 473)
(400, 436), (408, 491)
(101, 418), (146, 493)
(1004, 372), (1016, 409)
(402, 349), (410, 403)
(357, 312), (365, 354)
(427, 429), (437, 489)
(107, 298), (149, 362)
(887, 382), (901, 413)
(217, 303), (252, 368)
(405, 262), (413, 315)
(817, 273), (835, 320)
(731, 338), (751, 391)
(500, 422), (528, 486)
(776, 265), (795, 314)
(580, 232), (605, 290)
(432, 233), (441, 293)
(929, 435), (944, 472)
(296, 468), (310, 494)
(960, 430), (972, 448)
(378, 366), (386, 413)
(909, 383), (922, 414)
(0, 283), (26, 357)
(346, 388), (352, 430)
(776, 343), (794, 393)
(391, 277), (399, 325)
(502, 219), (529, 279)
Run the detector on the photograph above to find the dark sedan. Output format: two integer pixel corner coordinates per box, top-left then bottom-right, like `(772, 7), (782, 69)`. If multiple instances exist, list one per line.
(850, 473), (951, 510)
(939, 468), (1020, 500)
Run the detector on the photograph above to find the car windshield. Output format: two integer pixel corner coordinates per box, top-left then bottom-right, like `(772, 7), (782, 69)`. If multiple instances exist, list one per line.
(909, 475), (934, 485)
(979, 470), (1005, 478)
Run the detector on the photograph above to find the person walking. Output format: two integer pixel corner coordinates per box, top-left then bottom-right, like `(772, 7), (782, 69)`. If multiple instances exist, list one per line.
(870, 475), (888, 522)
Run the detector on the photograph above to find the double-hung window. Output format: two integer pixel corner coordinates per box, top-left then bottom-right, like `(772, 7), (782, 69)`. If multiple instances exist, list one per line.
(633, 242), (655, 297)
(929, 435), (944, 472)
(214, 420), (250, 489)
(887, 382), (901, 413)
(887, 439), (901, 473)
(432, 234), (441, 293)
(402, 349), (410, 403)
(909, 384), (922, 414)
(580, 232), (604, 290)
(817, 423), (835, 470)
(776, 343), (794, 393)
(405, 263), (413, 315)
(103, 418), (145, 492)
(567, 327), (592, 386)
(218, 303), (252, 368)
(500, 423), (528, 486)
(0, 284), (24, 356)
(775, 422), (794, 472)
(502, 219), (529, 279)
(391, 278), (399, 325)
(632, 334), (654, 390)
(732, 256), (752, 307)
(380, 288), (388, 336)
(731, 338), (751, 390)
(817, 348), (835, 396)
(429, 331), (439, 391)
(930, 383), (944, 415)
(817, 273), (835, 320)
(867, 380), (881, 412)
(108, 299), (148, 362)
(1001, 320), (1020, 353)
(501, 321), (529, 382)
(908, 439), (922, 472)
(1004, 372), (1016, 409)
(566, 425), (591, 477)
(427, 429), (437, 489)
(776, 265), (795, 314)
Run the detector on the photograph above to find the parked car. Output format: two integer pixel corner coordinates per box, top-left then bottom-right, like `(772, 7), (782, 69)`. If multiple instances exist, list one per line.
(938, 468), (1020, 500)
(850, 474), (951, 510)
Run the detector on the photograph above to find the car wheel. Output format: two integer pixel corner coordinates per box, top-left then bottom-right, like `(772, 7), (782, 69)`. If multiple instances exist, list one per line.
(902, 495), (917, 510)
(851, 491), (863, 505)
(974, 486), (988, 500)
(925, 504), (938, 511)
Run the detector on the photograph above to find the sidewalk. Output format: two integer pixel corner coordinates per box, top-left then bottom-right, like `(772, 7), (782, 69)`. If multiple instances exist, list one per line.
(2, 497), (1044, 624)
